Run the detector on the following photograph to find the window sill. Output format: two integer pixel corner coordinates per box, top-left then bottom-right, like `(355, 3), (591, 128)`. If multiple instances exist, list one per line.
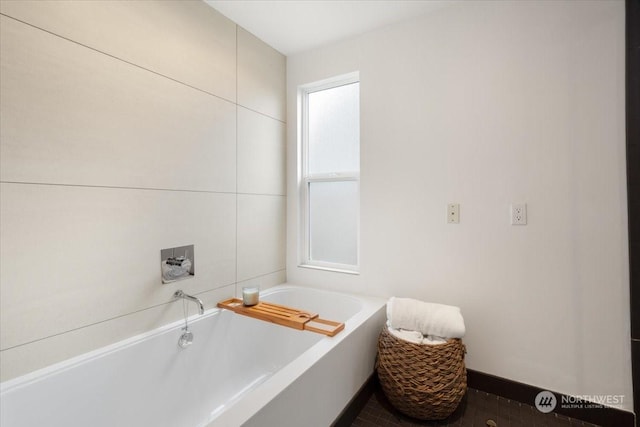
(298, 263), (360, 275)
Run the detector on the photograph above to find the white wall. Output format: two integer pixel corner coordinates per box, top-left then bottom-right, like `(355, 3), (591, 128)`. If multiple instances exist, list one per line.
(0, 0), (286, 381)
(287, 0), (632, 410)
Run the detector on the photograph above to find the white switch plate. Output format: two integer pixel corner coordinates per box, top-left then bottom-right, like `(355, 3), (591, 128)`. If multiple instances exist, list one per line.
(448, 203), (460, 224)
(511, 203), (527, 225)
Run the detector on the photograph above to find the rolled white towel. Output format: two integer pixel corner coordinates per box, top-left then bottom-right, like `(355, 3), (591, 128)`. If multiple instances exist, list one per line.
(387, 326), (424, 344)
(385, 322), (448, 345)
(387, 297), (465, 339)
(423, 335), (448, 345)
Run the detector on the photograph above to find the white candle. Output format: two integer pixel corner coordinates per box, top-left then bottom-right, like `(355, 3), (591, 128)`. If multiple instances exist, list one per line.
(242, 287), (259, 306)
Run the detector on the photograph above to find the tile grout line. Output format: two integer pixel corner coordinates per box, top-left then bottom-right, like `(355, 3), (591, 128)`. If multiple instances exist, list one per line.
(235, 23), (239, 298)
(0, 181), (287, 197)
(0, 180), (236, 195)
(0, 269), (286, 353)
(237, 103), (286, 124)
(0, 13), (286, 125)
(0, 14), (234, 104)
(237, 269), (286, 285)
(0, 283), (237, 352)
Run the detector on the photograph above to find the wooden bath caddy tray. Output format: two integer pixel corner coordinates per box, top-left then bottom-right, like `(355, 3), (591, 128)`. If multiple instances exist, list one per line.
(217, 298), (345, 337)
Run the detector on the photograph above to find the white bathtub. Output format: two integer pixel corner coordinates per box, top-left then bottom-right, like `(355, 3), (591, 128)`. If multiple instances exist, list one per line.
(0, 284), (386, 427)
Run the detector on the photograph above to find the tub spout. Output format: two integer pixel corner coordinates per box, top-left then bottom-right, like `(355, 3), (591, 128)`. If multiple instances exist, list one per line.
(174, 290), (204, 315)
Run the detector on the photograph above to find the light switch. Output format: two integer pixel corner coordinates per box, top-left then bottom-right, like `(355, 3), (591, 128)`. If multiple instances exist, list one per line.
(448, 203), (460, 224)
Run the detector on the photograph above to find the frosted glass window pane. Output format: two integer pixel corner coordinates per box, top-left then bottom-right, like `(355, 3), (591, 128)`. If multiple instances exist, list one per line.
(308, 83), (360, 174)
(309, 180), (358, 265)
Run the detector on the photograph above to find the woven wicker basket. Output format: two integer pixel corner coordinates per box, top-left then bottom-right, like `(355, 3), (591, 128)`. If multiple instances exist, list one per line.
(376, 327), (467, 420)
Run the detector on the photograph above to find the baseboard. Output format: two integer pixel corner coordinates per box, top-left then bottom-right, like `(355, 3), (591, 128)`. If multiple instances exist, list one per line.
(467, 369), (635, 427)
(331, 373), (377, 427)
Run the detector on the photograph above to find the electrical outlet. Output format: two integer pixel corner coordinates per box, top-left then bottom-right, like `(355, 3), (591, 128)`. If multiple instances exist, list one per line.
(511, 203), (527, 225)
(448, 203), (460, 224)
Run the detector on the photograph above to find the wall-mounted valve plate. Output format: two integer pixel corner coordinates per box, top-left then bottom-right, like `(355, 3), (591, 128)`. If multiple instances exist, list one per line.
(161, 245), (194, 284)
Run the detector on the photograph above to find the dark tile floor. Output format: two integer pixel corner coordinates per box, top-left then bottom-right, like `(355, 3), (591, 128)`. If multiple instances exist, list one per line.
(351, 388), (601, 427)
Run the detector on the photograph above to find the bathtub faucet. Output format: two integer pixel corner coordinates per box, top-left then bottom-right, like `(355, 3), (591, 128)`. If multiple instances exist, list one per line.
(174, 290), (204, 315)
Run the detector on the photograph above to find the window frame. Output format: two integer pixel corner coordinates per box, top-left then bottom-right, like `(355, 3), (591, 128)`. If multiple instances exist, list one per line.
(298, 72), (360, 274)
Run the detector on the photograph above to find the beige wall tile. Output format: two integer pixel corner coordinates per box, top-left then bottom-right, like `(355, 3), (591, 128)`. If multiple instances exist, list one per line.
(0, 17), (236, 192)
(237, 27), (286, 121)
(0, 0), (237, 101)
(237, 195), (286, 281)
(0, 183), (236, 350)
(236, 269), (286, 297)
(237, 107), (286, 195)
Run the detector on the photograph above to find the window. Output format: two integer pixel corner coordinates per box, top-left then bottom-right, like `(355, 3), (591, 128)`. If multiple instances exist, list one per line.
(299, 73), (360, 273)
